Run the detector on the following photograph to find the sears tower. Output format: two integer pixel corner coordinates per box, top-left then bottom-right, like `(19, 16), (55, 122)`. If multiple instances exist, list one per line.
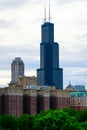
(37, 4), (63, 89)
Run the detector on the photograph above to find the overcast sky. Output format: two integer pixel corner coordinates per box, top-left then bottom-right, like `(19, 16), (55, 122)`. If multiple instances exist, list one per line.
(0, 0), (87, 88)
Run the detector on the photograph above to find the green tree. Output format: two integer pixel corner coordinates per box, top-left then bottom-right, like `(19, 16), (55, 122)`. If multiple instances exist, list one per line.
(17, 114), (33, 130)
(80, 121), (87, 130)
(63, 108), (80, 121)
(0, 115), (17, 130)
(0, 109), (87, 130)
(0, 127), (7, 130)
(33, 109), (82, 130)
(61, 116), (83, 130)
(79, 110), (87, 122)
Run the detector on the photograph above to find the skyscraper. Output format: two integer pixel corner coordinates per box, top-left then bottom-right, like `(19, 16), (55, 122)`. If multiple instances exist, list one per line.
(11, 57), (24, 84)
(37, 6), (63, 89)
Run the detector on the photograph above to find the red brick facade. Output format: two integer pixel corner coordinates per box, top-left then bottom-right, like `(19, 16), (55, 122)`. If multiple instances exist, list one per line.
(0, 86), (87, 116)
(4, 95), (23, 116)
(23, 89), (37, 115)
(37, 90), (50, 113)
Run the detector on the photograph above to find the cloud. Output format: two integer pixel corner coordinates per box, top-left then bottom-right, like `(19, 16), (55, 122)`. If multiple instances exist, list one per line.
(0, 20), (12, 28)
(64, 67), (87, 88)
(0, 70), (11, 87)
(54, 1), (87, 43)
(56, 0), (87, 5)
(0, 0), (87, 87)
(0, 0), (27, 9)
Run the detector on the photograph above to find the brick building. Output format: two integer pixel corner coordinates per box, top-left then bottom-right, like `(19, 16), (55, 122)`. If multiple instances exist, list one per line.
(0, 85), (87, 116)
(23, 88), (37, 115)
(0, 87), (23, 116)
(50, 87), (70, 109)
(70, 92), (87, 110)
(37, 89), (50, 113)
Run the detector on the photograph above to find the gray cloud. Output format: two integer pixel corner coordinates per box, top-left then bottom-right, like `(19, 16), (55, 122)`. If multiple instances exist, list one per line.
(0, 0), (87, 87)
(0, 0), (27, 9)
(63, 67), (87, 87)
(0, 20), (12, 28)
(56, 0), (87, 5)
(78, 33), (87, 41)
(60, 44), (87, 67)
(57, 0), (75, 5)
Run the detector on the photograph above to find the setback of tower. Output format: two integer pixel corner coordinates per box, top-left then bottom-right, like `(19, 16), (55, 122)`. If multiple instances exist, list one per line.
(37, 21), (63, 89)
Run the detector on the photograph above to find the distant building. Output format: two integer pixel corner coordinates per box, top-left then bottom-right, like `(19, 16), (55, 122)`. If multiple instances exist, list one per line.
(37, 21), (63, 89)
(73, 85), (85, 91)
(65, 81), (75, 91)
(18, 76), (37, 86)
(70, 92), (87, 110)
(65, 82), (85, 91)
(11, 57), (24, 84)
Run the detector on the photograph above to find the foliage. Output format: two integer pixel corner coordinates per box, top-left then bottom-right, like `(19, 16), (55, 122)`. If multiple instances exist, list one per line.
(79, 110), (87, 122)
(0, 115), (17, 130)
(62, 108), (80, 121)
(80, 121), (87, 130)
(33, 110), (83, 130)
(17, 114), (33, 130)
(0, 109), (87, 130)
(0, 127), (8, 130)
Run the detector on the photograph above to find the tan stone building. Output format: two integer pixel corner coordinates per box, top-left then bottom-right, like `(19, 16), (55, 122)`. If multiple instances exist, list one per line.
(18, 76), (37, 86)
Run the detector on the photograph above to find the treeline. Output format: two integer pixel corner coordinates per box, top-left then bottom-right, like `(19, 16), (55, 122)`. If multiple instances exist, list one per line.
(0, 108), (87, 130)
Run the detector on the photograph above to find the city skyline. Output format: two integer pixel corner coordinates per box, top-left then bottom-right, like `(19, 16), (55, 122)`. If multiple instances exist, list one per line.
(0, 0), (87, 88)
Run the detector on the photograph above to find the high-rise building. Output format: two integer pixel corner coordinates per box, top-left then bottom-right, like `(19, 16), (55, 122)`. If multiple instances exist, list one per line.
(37, 13), (63, 89)
(11, 57), (24, 84)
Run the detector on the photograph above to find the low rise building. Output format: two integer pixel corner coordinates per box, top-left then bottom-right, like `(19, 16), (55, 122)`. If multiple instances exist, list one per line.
(0, 86), (23, 116)
(0, 85), (87, 116)
(50, 88), (70, 109)
(23, 88), (37, 115)
(18, 76), (37, 86)
(37, 89), (50, 113)
(70, 92), (87, 110)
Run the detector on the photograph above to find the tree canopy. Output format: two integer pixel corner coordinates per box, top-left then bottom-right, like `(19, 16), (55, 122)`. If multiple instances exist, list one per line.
(0, 108), (87, 130)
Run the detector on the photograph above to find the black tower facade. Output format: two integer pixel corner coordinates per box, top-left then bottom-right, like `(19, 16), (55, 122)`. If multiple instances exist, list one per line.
(37, 21), (63, 89)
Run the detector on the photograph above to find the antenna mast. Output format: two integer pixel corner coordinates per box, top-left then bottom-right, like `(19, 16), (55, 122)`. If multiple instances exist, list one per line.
(49, 0), (51, 22)
(44, 0), (52, 23)
(44, 5), (46, 23)
(43, 0), (47, 23)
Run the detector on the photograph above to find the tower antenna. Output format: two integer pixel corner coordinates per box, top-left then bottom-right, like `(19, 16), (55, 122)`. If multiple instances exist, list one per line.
(44, 3), (46, 23)
(49, 0), (51, 22)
